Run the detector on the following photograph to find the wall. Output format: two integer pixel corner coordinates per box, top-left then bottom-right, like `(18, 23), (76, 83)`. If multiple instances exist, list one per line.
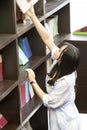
(70, 0), (87, 32)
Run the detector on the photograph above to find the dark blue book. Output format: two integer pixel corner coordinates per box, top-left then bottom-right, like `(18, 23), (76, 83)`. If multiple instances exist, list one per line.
(18, 37), (32, 59)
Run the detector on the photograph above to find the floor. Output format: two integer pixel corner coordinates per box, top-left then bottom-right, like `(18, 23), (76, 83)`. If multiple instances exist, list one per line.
(23, 113), (87, 130)
(79, 113), (87, 130)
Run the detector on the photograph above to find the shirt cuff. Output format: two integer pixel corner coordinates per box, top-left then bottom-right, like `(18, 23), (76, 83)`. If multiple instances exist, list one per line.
(51, 46), (59, 59)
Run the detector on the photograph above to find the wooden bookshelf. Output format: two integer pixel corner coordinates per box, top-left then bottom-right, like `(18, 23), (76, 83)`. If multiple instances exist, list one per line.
(0, 0), (74, 130)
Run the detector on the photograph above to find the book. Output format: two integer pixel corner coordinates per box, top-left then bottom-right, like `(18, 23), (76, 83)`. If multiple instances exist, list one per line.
(46, 15), (59, 37)
(18, 37), (32, 59)
(25, 81), (30, 103)
(18, 45), (29, 65)
(0, 113), (8, 129)
(16, 0), (39, 14)
(73, 26), (87, 36)
(0, 54), (3, 81)
(29, 82), (35, 99)
(19, 81), (26, 108)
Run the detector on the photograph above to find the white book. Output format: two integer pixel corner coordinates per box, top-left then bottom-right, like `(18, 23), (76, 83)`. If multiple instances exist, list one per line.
(16, 0), (39, 13)
(18, 45), (29, 65)
(0, 54), (2, 63)
(29, 82), (35, 98)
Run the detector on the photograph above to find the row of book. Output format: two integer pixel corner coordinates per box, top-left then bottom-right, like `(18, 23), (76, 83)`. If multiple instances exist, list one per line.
(45, 15), (59, 39)
(19, 80), (35, 108)
(0, 37), (32, 81)
(45, 15), (59, 55)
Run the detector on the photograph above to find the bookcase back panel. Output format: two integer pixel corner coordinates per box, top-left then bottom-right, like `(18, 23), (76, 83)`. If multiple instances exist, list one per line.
(0, 87), (20, 123)
(25, 28), (46, 56)
(2, 41), (18, 80)
(30, 105), (48, 130)
(0, 0), (16, 33)
(58, 3), (70, 33)
(34, 0), (43, 15)
(35, 62), (46, 91)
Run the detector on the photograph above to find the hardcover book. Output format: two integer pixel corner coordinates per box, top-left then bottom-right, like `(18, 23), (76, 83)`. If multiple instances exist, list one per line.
(16, 0), (39, 14)
(19, 81), (26, 108)
(0, 113), (8, 129)
(25, 81), (30, 103)
(18, 37), (32, 59)
(18, 45), (29, 65)
(0, 54), (3, 81)
(29, 82), (35, 99)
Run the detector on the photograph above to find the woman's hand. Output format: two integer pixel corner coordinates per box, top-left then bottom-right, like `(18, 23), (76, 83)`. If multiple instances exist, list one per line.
(26, 68), (35, 82)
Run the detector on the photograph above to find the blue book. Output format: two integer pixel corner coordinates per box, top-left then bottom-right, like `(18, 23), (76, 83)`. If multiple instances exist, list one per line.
(25, 81), (30, 103)
(18, 37), (32, 59)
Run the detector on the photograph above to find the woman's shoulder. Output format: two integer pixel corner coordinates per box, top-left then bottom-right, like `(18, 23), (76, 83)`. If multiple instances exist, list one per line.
(56, 71), (77, 84)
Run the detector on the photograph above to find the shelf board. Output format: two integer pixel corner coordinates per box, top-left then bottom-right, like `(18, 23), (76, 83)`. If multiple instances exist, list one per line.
(2, 123), (19, 130)
(0, 80), (18, 101)
(19, 56), (49, 83)
(54, 33), (69, 45)
(0, 34), (16, 50)
(16, 16), (45, 38)
(65, 33), (87, 42)
(45, 0), (70, 18)
(17, 96), (42, 129)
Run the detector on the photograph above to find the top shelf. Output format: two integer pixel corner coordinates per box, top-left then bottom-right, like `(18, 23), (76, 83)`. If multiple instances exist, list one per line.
(45, 0), (70, 18)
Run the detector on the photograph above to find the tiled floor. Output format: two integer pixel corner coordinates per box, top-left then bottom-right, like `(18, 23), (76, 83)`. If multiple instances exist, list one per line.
(80, 113), (87, 130)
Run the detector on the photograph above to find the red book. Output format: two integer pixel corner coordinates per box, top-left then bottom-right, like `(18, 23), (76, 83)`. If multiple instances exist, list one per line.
(0, 55), (3, 81)
(19, 82), (26, 108)
(0, 63), (3, 81)
(0, 114), (8, 129)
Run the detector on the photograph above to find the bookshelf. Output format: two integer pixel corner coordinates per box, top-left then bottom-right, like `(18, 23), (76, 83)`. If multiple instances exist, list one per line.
(2, 0), (85, 130)
(64, 34), (87, 113)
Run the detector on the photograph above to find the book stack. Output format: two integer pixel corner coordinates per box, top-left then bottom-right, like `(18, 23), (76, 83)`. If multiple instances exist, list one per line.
(18, 37), (32, 65)
(0, 113), (8, 129)
(19, 81), (35, 108)
(73, 26), (87, 36)
(0, 54), (3, 81)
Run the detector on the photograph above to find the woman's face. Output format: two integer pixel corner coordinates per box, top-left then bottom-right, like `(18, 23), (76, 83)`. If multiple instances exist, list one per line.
(54, 45), (68, 60)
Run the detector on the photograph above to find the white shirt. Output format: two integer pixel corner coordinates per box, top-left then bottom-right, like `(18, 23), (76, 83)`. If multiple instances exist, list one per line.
(42, 47), (81, 130)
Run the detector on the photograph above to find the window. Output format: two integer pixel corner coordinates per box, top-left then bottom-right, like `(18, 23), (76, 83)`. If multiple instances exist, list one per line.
(70, 0), (87, 32)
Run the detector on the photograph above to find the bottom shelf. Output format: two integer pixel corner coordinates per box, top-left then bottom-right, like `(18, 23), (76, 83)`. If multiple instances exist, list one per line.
(22, 96), (42, 123)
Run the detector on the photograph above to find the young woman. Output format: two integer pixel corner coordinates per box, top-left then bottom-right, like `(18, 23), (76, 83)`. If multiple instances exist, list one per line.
(26, 5), (81, 130)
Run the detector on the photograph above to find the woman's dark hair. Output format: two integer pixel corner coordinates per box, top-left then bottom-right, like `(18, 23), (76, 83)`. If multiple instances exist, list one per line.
(47, 42), (80, 86)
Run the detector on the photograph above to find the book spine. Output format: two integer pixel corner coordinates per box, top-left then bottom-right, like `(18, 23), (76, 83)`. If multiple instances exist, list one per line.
(18, 45), (29, 65)
(19, 82), (26, 108)
(0, 54), (3, 81)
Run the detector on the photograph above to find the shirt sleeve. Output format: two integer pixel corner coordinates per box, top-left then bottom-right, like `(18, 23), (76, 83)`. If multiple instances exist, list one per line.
(42, 79), (72, 109)
(51, 46), (59, 60)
